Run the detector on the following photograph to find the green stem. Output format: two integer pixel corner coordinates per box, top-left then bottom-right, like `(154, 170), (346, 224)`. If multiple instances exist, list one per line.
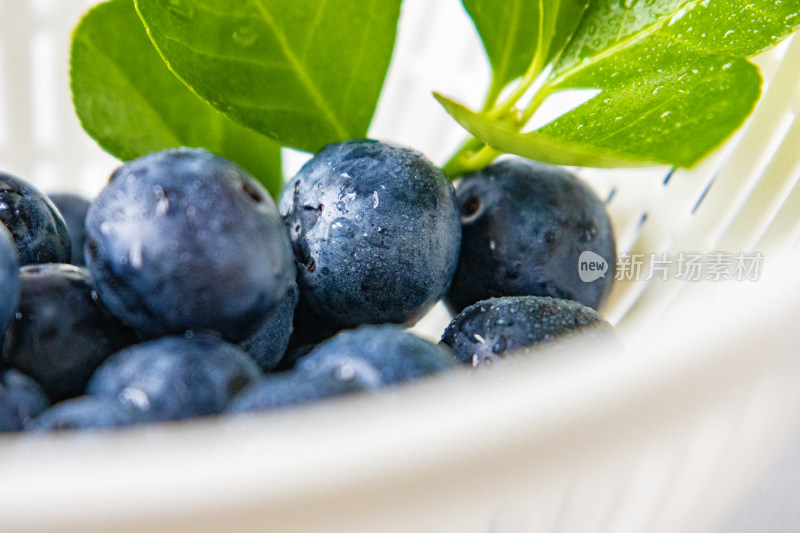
(443, 0), (557, 178)
(481, 78), (503, 113)
(442, 144), (503, 178)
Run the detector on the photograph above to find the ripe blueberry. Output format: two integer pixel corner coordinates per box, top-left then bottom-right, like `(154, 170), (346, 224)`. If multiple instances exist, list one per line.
(297, 324), (458, 387)
(25, 396), (141, 432)
(48, 193), (91, 267)
(84, 148), (295, 341)
(0, 369), (50, 432)
(441, 296), (618, 367)
(280, 140), (461, 332)
(86, 334), (263, 422)
(446, 159), (616, 314)
(0, 172), (71, 265)
(1, 264), (136, 401)
(239, 282), (299, 372)
(0, 225), (19, 339)
(228, 370), (371, 414)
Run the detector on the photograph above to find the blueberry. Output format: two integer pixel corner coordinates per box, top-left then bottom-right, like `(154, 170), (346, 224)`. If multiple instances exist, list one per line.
(280, 139), (461, 331)
(48, 193), (91, 266)
(0, 369), (50, 432)
(446, 159), (616, 314)
(297, 325), (458, 387)
(239, 282), (298, 372)
(86, 334), (263, 422)
(228, 370), (371, 414)
(441, 296), (618, 366)
(0, 225), (19, 339)
(25, 396), (140, 432)
(85, 148), (295, 342)
(0, 264), (136, 401)
(0, 172), (71, 265)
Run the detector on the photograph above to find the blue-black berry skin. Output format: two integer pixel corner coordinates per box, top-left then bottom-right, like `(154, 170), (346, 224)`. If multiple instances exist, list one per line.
(48, 193), (91, 267)
(84, 148), (295, 342)
(0, 172), (71, 265)
(441, 296), (617, 366)
(239, 282), (298, 372)
(0, 264), (136, 402)
(25, 396), (140, 432)
(228, 370), (371, 414)
(297, 325), (458, 387)
(0, 369), (50, 432)
(280, 139), (461, 330)
(0, 225), (19, 339)
(86, 335), (263, 422)
(445, 159), (616, 314)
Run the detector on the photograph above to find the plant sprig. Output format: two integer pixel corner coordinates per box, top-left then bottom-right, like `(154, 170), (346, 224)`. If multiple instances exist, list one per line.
(70, 0), (800, 195)
(441, 0), (800, 175)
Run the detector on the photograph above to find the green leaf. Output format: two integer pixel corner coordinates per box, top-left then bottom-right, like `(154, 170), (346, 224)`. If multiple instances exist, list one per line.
(435, 92), (655, 168)
(463, 0), (588, 106)
(134, 0), (402, 153)
(555, 0), (800, 76)
(540, 44), (762, 167)
(71, 0), (282, 195)
(442, 0), (800, 170)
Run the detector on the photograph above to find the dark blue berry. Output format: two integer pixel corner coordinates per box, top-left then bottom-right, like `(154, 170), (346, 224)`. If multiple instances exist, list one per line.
(0, 369), (50, 432)
(0, 172), (71, 265)
(228, 370), (371, 414)
(84, 148), (295, 341)
(280, 139), (461, 331)
(25, 396), (140, 432)
(86, 335), (263, 422)
(239, 282), (298, 372)
(48, 193), (91, 267)
(441, 296), (618, 367)
(0, 264), (136, 401)
(446, 159), (616, 314)
(0, 225), (19, 339)
(297, 325), (458, 387)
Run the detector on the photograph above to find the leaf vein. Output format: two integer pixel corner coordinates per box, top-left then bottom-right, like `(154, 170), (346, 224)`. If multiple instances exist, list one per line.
(157, 33), (296, 71)
(251, 0), (349, 140)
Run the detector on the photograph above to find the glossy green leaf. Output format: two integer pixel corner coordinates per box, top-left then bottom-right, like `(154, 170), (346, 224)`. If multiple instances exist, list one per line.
(134, 0), (402, 153)
(541, 44), (763, 167)
(435, 93), (655, 167)
(71, 0), (282, 195)
(443, 0), (800, 169)
(554, 0), (800, 77)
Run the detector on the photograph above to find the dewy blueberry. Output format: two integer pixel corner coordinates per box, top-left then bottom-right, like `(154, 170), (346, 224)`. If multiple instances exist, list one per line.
(84, 148), (295, 341)
(48, 193), (91, 267)
(445, 159), (616, 314)
(441, 296), (619, 367)
(86, 334), (263, 422)
(1, 264), (136, 401)
(280, 139), (461, 333)
(0, 172), (71, 265)
(297, 325), (458, 387)
(0, 225), (19, 339)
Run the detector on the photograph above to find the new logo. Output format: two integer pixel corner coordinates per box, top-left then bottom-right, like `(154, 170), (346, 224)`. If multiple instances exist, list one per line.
(578, 251), (608, 282)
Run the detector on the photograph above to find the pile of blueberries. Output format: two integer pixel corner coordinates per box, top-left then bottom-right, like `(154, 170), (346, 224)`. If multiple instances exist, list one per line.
(0, 139), (617, 432)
